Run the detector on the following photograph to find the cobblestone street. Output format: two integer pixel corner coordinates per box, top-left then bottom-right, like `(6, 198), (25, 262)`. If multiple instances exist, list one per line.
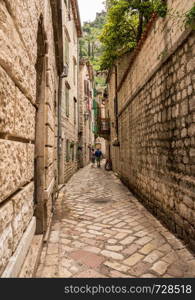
(36, 164), (195, 278)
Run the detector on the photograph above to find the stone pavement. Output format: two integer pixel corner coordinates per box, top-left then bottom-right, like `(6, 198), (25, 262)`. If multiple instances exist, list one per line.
(36, 164), (195, 278)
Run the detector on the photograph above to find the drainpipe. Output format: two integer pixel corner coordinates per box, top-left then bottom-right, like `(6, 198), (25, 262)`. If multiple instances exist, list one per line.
(57, 0), (63, 185)
(57, 75), (62, 184)
(113, 64), (120, 147)
(114, 64), (118, 136)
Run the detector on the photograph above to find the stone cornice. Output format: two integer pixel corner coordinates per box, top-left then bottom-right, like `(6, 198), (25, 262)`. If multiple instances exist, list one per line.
(70, 0), (82, 37)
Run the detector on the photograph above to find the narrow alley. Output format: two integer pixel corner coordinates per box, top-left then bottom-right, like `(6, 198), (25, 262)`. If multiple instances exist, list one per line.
(0, 0), (195, 284)
(36, 164), (195, 278)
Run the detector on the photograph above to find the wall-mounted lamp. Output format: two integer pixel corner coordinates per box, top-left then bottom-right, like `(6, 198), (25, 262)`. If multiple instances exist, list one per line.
(60, 63), (69, 78)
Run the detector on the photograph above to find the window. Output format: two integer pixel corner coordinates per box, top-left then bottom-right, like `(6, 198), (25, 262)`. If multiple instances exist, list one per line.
(65, 82), (70, 117)
(66, 140), (69, 162)
(72, 144), (75, 161)
(89, 114), (91, 130)
(73, 26), (76, 44)
(74, 97), (77, 125)
(73, 58), (77, 85)
(64, 35), (69, 65)
(84, 80), (89, 96)
(68, 0), (71, 20)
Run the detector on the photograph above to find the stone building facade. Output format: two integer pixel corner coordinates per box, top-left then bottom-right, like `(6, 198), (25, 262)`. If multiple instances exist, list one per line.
(58, 0), (82, 183)
(78, 59), (94, 167)
(106, 0), (195, 251)
(0, 0), (82, 277)
(93, 80), (108, 154)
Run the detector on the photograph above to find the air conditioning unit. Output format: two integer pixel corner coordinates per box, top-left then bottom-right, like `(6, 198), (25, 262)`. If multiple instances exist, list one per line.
(60, 64), (69, 78)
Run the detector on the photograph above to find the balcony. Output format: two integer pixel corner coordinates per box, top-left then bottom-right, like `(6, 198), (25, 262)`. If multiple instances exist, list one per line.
(98, 118), (110, 138)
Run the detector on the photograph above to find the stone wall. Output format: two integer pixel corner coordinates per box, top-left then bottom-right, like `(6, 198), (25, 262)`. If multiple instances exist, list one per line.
(108, 0), (195, 251)
(117, 0), (194, 112)
(58, 0), (81, 183)
(78, 61), (94, 168)
(0, 0), (58, 276)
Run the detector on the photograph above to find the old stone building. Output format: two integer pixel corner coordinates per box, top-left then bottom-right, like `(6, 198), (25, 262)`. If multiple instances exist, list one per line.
(78, 59), (94, 167)
(106, 0), (195, 251)
(0, 0), (82, 277)
(58, 0), (82, 183)
(92, 76), (108, 154)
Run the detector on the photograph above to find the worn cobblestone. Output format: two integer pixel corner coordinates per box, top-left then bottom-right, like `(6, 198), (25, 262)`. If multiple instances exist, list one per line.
(36, 165), (195, 278)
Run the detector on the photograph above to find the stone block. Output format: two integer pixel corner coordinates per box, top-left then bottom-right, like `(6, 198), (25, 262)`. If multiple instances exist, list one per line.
(179, 203), (189, 220)
(46, 104), (55, 131)
(4, 0), (39, 66)
(181, 128), (187, 138)
(46, 195), (53, 228)
(183, 195), (194, 209)
(124, 253), (144, 266)
(189, 148), (195, 158)
(11, 182), (34, 251)
(0, 1), (35, 102)
(188, 124), (195, 137)
(1, 217), (36, 278)
(101, 250), (124, 260)
(104, 261), (129, 273)
(45, 146), (54, 167)
(180, 101), (188, 116)
(0, 140), (28, 203)
(19, 235), (43, 278)
(45, 125), (55, 147)
(189, 96), (195, 111)
(45, 163), (54, 190)
(27, 143), (35, 181)
(0, 224), (13, 276)
(0, 201), (13, 233)
(46, 87), (55, 113)
(15, 88), (36, 140)
(151, 261), (169, 275)
(0, 66), (15, 134)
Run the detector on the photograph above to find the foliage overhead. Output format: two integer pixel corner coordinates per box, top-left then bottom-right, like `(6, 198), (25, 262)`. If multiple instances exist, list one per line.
(185, 3), (195, 30)
(79, 11), (106, 72)
(99, 0), (167, 70)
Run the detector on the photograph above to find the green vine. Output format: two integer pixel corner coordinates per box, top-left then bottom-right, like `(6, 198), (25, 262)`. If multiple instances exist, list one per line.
(99, 0), (167, 70)
(99, 2), (195, 70)
(185, 4), (195, 30)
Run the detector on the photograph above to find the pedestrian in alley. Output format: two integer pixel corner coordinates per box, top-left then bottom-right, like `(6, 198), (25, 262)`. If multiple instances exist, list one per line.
(95, 148), (103, 168)
(91, 149), (96, 167)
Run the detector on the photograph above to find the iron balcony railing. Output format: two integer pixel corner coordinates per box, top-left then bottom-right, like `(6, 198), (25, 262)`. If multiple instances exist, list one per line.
(99, 118), (110, 135)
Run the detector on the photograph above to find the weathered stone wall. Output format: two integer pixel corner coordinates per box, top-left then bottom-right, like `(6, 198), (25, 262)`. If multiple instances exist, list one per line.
(0, 0), (58, 275)
(78, 62), (93, 168)
(58, 0), (80, 183)
(118, 0), (194, 112)
(108, 1), (195, 251)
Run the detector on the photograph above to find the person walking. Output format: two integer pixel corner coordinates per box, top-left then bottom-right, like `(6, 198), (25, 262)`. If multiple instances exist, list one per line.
(95, 149), (103, 168)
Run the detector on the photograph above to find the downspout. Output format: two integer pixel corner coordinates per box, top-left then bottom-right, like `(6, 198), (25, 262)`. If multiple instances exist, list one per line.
(57, 75), (62, 184)
(115, 64), (118, 137)
(57, 0), (63, 184)
(113, 64), (120, 146)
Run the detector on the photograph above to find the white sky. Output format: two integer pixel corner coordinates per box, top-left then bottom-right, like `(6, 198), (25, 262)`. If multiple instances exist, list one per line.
(78, 0), (105, 24)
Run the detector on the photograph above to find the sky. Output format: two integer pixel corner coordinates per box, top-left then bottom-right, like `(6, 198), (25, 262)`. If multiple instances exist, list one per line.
(77, 0), (105, 24)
